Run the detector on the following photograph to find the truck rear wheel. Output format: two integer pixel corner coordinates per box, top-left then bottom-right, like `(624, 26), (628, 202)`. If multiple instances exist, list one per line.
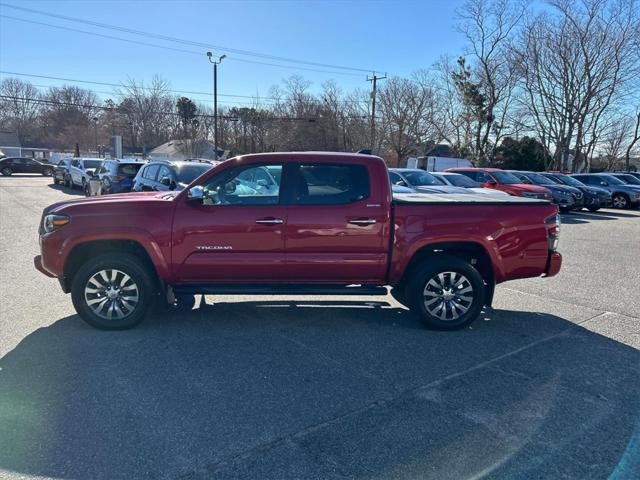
(406, 256), (485, 330)
(71, 253), (156, 330)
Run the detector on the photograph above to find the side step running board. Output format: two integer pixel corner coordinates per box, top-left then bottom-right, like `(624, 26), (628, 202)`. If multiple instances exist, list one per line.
(172, 284), (388, 296)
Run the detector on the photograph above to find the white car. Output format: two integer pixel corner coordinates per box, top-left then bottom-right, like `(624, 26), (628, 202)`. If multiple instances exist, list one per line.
(67, 158), (103, 191)
(431, 172), (511, 196)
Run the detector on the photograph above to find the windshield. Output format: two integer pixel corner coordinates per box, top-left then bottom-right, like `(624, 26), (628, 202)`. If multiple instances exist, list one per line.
(614, 174), (640, 185)
(441, 174), (479, 188)
(492, 171), (523, 184)
(402, 171), (444, 186)
(523, 172), (555, 185)
(600, 174), (625, 185)
(554, 174), (585, 187)
(83, 160), (102, 169)
(176, 164), (212, 184)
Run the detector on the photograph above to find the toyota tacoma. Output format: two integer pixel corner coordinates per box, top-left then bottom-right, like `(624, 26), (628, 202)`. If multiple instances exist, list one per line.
(35, 152), (562, 330)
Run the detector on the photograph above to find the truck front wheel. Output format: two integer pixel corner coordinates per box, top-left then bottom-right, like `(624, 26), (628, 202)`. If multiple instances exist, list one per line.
(71, 253), (156, 330)
(406, 256), (485, 330)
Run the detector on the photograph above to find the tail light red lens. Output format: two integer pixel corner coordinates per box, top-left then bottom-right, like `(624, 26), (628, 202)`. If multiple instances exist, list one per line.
(545, 214), (561, 251)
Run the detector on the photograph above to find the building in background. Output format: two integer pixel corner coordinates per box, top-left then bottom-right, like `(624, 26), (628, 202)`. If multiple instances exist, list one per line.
(0, 131), (22, 158)
(148, 139), (226, 161)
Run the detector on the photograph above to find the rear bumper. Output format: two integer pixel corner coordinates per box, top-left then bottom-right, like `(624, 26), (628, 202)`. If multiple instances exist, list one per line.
(34, 255), (56, 278)
(543, 252), (562, 277)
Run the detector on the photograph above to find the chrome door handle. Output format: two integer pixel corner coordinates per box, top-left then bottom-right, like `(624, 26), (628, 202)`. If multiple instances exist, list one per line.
(255, 218), (284, 224)
(349, 218), (376, 225)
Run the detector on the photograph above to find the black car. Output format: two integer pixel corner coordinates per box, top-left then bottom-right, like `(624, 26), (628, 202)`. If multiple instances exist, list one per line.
(541, 173), (612, 211)
(132, 160), (214, 192)
(52, 158), (73, 185)
(0, 157), (54, 176)
(572, 174), (640, 209)
(509, 171), (584, 212)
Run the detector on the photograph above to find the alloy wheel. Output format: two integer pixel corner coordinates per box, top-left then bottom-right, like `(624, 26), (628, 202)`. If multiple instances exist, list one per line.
(423, 271), (474, 321)
(84, 269), (140, 320)
(613, 195), (628, 209)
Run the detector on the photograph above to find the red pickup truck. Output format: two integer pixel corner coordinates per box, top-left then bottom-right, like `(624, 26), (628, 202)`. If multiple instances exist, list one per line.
(35, 152), (562, 330)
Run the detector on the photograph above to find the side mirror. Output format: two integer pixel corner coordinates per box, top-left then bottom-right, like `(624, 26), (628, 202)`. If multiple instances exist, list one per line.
(188, 185), (204, 201)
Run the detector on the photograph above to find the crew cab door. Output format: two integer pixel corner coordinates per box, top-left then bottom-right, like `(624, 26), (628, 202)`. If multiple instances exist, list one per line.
(172, 163), (288, 282)
(284, 162), (389, 283)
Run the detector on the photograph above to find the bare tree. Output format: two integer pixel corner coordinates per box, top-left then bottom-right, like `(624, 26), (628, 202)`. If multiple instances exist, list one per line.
(0, 78), (42, 142)
(117, 76), (173, 154)
(624, 109), (640, 170)
(515, 0), (640, 171)
(455, 0), (526, 164)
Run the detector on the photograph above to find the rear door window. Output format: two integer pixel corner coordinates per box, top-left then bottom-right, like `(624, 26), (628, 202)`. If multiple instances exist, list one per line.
(143, 165), (160, 181)
(294, 164), (370, 205)
(118, 164), (143, 176)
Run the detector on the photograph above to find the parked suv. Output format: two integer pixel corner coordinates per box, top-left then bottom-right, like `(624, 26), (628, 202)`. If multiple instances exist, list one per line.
(608, 173), (640, 187)
(0, 157), (54, 176)
(447, 168), (553, 200)
(509, 171), (583, 212)
(132, 160), (215, 192)
(571, 174), (640, 209)
(541, 173), (611, 211)
(66, 158), (103, 191)
(94, 159), (146, 194)
(53, 158), (73, 185)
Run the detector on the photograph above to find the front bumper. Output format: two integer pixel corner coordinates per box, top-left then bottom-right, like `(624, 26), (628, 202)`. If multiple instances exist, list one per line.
(34, 255), (56, 278)
(543, 252), (562, 277)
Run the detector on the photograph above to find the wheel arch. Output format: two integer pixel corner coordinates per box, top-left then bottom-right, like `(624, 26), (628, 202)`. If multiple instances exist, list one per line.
(398, 241), (497, 307)
(62, 239), (162, 293)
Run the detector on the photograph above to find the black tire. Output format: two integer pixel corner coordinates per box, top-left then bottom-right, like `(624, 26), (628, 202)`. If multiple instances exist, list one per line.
(390, 286), (409, 308)
(71, 253), (156, 330)
(53, 177), (60, 185)
(83, 181), (90, 196)
(612, 193), (629, 209)
(43, 167), (53, 176)
(168, 294), (197, 311)
(559, 207), (571, 213)
(405, 255), (485, 330)
(1, 167), (12, 176)
(65, 175), (73, 188)
(587, 206), (600, 212)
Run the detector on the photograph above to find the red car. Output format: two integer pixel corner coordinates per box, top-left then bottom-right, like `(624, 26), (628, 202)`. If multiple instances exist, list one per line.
(35, 152), (561, 331)
(447, 168), (553, 200)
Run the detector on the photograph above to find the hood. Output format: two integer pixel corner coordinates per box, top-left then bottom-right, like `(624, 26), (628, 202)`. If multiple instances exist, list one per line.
(414, 185), (471, 194)
(508, 184), (552, 194)
(468, 187), (510, 196)
(43, 191), (174, 215)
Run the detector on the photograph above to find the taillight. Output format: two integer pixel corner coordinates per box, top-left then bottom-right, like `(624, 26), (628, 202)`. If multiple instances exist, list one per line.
(545, 214), (561, 251)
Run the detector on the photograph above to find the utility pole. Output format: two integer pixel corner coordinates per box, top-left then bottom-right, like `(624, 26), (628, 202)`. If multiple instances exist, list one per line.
(367, 73), (386, 153)
(207, 52), (226, 160)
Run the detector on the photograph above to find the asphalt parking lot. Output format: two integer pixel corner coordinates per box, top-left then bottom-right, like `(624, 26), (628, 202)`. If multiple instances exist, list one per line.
(1, 175), (639, 480)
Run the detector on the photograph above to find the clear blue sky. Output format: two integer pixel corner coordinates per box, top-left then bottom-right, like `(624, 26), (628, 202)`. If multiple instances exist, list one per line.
(0, 0), (468, 107)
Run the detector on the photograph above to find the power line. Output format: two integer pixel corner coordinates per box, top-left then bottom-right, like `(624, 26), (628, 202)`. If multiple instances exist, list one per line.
(0, 70), (276, 101)
(0, 3), (379, 74)
(0, 71), (370, 106)
(0, 95), (370, 122)
(0, 14), (365, 78)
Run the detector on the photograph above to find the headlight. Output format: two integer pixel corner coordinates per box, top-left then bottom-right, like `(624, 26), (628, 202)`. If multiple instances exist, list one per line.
(43, 214), (70, 233)
(560, 191), (571, 196)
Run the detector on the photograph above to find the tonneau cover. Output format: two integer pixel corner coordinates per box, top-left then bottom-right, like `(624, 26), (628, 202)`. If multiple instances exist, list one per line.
(392, 193), (550, 206)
